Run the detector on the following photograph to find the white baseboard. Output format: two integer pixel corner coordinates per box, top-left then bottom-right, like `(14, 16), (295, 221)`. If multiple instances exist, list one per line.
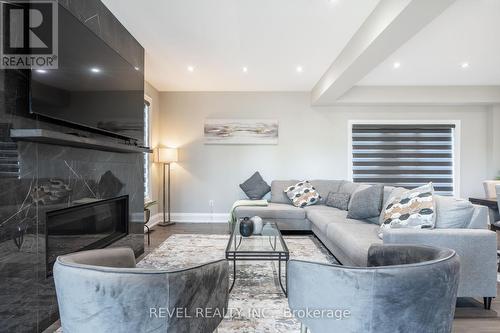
(148, 212), (229, 224)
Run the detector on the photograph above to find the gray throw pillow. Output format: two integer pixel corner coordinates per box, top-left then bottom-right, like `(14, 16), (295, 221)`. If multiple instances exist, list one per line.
(325, 192), (351, 211)
(347, 185), (384, 220)
(239, 172), (271, 200)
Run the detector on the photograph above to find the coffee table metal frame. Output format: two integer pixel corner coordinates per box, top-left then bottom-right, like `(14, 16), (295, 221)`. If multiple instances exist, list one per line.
(225, 221), (289, 296)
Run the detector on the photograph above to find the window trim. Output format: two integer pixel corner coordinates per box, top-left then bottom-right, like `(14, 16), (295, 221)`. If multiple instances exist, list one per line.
(144, 94), (153, 202)
(347, 120), (461, 197)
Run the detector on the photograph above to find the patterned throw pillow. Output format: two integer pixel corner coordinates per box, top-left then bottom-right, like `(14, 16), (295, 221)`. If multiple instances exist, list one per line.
(378, 183), (435, 238)
(284, 181), (320, 208)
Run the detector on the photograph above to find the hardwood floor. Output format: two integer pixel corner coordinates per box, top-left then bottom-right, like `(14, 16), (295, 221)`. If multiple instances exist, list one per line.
(143, 223), (500, 333)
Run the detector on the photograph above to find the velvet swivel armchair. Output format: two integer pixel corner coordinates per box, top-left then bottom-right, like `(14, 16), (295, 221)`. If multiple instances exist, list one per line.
(288, 244), (460, 333)
(53, 247), (229, 333)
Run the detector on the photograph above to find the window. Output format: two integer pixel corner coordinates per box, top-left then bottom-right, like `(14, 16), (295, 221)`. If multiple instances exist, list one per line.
(144, 98), (152, 201)
(350, 123), (456, 196)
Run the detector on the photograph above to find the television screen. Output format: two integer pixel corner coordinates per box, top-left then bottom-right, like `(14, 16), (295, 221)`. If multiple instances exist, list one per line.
(30, 4), (144, 143)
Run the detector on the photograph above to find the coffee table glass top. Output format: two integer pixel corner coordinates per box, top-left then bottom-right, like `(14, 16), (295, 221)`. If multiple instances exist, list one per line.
(226, 219), (289, 255)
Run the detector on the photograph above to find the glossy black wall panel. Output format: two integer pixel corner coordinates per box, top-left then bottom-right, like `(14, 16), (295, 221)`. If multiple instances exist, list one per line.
(0, 1), (145, 332)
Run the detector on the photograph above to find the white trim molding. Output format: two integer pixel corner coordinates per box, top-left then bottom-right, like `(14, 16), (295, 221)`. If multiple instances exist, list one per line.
(148, 212), (229, 225)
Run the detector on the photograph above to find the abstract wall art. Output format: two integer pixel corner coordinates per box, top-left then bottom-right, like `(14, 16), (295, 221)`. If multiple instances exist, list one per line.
(204, 119), (279, 145)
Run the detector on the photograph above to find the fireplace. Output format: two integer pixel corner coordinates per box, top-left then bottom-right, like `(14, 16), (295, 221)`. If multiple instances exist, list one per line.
(45, 195), (129, 275)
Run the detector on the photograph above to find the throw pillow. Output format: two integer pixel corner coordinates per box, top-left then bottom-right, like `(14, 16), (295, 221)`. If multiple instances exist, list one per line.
(434, 195), (474, 229)
(325, 192), (351, 211)
(378, 183), (435, 238)
(239, 172), (271, 200)
(284, 181), (320, 208)
(347, 185), (384, 220)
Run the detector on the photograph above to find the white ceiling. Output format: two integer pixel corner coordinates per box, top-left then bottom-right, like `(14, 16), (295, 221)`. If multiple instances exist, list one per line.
(358, 0), (500, 86)
(101, 0), (379, 91)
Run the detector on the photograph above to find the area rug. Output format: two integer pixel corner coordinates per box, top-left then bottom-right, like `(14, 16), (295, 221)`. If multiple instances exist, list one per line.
(138, 234), (337, 332)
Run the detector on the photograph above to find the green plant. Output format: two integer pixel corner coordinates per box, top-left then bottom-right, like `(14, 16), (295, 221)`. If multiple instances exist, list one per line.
(144, 200), (157, 210)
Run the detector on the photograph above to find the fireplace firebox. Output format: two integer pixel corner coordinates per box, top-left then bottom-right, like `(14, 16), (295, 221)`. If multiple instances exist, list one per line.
(45, 195), (129, 275)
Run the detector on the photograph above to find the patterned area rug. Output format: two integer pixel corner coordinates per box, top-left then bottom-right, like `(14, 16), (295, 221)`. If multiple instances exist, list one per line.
(138, 234), (337, 332)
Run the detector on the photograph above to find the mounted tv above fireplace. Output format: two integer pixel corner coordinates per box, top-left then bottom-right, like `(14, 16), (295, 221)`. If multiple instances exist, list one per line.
(45, 196), (129, 276)
(30, 3), (144, 143)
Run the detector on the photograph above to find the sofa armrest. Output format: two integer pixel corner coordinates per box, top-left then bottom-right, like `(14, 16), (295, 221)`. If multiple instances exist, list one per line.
(383, 228), (497, 298)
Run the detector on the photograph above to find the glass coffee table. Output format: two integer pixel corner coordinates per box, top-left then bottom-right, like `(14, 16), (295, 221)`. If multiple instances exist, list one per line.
(225, 219), (289, 296)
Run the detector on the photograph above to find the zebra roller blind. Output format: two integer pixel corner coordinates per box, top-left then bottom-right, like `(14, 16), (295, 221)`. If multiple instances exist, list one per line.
(351, 124), (455, 196)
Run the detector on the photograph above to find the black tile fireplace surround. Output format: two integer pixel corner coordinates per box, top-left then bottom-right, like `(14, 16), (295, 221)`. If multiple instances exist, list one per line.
(0, 1), (145, 332)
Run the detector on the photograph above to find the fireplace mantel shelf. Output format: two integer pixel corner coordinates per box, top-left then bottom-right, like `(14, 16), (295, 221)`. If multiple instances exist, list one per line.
(10, 129), (152, 153)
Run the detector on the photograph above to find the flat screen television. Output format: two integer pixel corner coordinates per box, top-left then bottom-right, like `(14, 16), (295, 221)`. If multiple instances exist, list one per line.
(30, 4), (144, 144)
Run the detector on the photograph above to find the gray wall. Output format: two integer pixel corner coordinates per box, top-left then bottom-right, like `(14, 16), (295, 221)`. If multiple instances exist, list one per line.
(158, 91), (491, 214)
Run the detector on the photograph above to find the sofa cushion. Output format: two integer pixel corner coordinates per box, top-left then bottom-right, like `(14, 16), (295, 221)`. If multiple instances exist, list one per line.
(271, 180), (300, 204)
(239, 172), (271, 200)
(284, 181), (320, 207)
(306, 206), (349, 233)
(309, 180), (343, 204)
(338, 181), (363, 195)
(434, 195), (475, 229)
(347, 185), (384, 220)
(234, 202), (306, 220)
(326, 222), (382, 267)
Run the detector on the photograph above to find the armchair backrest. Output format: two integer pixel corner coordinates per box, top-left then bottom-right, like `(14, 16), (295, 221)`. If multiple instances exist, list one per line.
(288, 244), (459, 333)
(54, 247), (228, 333)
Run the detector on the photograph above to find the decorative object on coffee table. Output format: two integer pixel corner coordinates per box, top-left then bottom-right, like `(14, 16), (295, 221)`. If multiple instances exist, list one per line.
(156, 147), (178, 226)
(239, 217), (254, 237)
(251, 216), (263, 234)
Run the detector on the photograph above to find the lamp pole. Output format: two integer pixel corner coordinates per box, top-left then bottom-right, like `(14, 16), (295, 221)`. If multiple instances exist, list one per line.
(160, 162), (174, 226)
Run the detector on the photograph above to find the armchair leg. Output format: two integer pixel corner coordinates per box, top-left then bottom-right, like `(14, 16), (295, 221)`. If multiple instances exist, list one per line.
(483, 297), (493, 310)
(300, 323), (308, 333)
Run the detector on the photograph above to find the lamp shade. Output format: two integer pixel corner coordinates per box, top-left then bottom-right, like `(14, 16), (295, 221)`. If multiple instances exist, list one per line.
(157, 147), (178, 163)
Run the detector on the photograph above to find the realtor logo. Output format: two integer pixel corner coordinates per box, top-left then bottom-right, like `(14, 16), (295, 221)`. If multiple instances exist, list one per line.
(0, 0), (58, 69)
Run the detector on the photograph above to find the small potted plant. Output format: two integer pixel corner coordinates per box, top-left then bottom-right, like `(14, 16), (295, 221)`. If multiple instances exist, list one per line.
(144, 201), (157, 223)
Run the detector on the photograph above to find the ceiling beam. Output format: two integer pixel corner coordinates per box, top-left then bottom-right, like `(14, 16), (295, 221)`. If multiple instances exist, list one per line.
(328, 86), (500, 106)
(311, 0), (456, 106)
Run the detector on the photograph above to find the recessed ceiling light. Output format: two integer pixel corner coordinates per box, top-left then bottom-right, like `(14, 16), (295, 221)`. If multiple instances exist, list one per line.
(296, 66), (303, 73)
(242, 67), (248, 73)
(461, 62), (469, 69)
(393, 62), (401, 69)
(35, 69), (47, 73)
(90, 67), (101, 73)
(187, 66), (195, 72)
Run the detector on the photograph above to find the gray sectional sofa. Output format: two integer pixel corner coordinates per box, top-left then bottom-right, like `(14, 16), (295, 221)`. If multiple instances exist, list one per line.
(234, 180), (498, 303)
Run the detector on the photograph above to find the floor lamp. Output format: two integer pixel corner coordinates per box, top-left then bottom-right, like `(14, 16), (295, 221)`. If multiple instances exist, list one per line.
(157, 147), (178, 226)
